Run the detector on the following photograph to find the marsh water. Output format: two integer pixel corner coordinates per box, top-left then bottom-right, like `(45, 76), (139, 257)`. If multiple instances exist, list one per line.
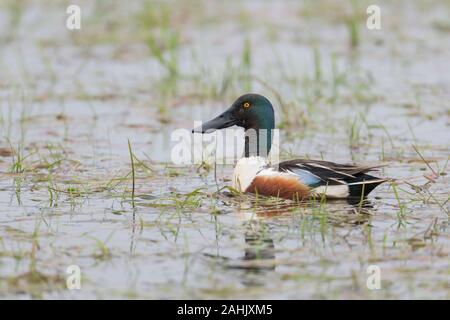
(0, 0), (449, 299)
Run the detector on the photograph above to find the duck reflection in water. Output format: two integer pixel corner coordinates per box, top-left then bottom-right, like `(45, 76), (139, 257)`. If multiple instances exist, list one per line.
(242, 219), (276, 269)
(229, 196), (375, 275)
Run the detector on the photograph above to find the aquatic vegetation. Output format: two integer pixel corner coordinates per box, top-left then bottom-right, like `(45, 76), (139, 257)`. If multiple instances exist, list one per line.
(138, 3), (180, 80)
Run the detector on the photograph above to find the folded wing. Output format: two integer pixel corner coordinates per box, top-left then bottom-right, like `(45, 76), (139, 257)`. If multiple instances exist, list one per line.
(276, 159), (387, 198)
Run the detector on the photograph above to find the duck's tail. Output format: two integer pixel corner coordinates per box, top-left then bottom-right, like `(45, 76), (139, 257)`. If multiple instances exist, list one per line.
(346, 173), (389, 198)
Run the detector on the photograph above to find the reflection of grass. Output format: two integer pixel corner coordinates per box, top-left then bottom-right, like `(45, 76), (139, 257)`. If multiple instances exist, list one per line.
(4, 222), (65, 297)
(87, 235), (113, 261)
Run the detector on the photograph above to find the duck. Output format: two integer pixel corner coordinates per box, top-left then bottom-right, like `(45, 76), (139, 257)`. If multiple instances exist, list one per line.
(193, 93), (388, 200)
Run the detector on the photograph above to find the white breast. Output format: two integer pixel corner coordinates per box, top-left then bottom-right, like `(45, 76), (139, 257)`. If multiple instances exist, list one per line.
(232, 157), (268, 192)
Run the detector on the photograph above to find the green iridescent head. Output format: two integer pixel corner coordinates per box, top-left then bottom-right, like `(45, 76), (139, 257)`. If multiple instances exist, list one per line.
(193, 93), (275, 157)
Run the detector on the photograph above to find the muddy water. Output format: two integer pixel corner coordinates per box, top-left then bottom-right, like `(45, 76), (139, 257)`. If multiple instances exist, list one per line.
(0, 0), (449, 299)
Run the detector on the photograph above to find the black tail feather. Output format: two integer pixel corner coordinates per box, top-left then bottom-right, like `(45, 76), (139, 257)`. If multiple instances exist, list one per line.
(347, 173), (387, 198)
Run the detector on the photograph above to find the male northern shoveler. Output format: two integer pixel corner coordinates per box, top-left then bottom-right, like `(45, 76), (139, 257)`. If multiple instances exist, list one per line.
(193, 93), (387, 200)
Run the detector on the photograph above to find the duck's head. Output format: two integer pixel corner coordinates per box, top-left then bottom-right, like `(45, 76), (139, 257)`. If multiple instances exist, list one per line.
(192, 93), (275, 134)
(192, 94), (275, 157)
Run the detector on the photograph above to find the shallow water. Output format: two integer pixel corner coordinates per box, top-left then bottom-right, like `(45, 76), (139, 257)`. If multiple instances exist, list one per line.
(0, 0), (449, 299)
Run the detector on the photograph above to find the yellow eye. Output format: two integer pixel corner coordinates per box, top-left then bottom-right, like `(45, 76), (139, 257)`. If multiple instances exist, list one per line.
(243, 102), (250, 108)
